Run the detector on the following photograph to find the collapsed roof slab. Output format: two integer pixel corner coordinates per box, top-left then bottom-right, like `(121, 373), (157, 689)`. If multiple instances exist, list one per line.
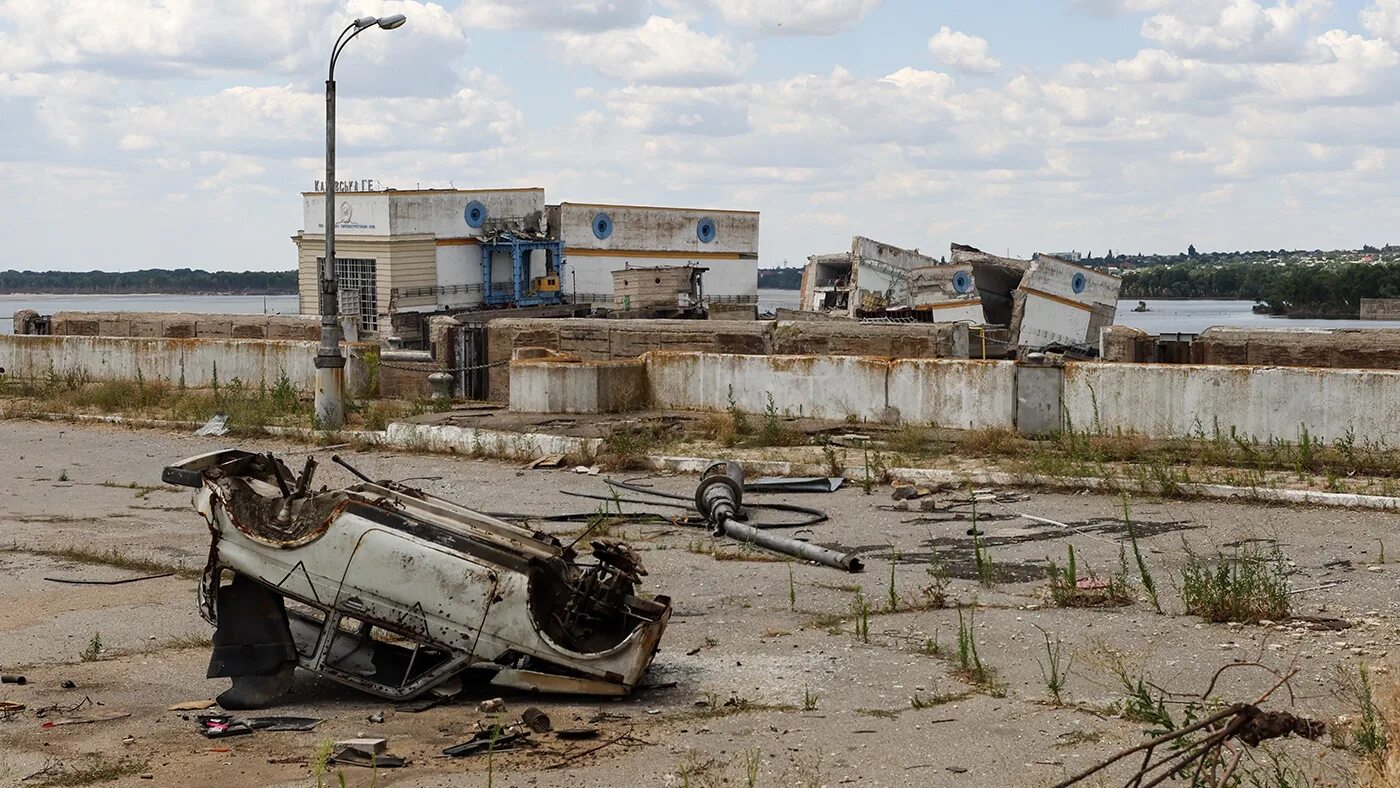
(802, 236), (980, 319)
(949, 243), (1120, 350)
(1013, 254), (1120, 349)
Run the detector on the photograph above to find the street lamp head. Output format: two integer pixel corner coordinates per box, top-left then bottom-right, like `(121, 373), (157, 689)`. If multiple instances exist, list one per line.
(377, 13), (407, 29)
(353, 16), (378, 29)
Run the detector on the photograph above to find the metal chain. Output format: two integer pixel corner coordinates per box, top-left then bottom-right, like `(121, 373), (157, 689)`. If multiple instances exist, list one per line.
(376, 358), (511, 373)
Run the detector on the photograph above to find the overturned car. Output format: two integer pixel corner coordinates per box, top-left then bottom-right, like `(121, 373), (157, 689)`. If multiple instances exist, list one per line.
(163, 450), (671, 709)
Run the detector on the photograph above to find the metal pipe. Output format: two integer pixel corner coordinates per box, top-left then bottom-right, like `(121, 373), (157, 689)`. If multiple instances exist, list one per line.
(717, 516), (864, 573)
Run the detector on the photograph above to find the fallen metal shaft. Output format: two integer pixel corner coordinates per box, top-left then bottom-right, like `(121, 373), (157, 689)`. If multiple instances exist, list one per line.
(719, 517), (864, 572)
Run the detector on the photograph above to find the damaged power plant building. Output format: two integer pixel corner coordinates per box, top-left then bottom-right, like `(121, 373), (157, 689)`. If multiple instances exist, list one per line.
(799, 237), (1121, 354)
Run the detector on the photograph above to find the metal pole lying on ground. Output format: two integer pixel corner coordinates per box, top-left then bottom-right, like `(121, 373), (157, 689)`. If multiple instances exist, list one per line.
(694, 460), (864, 573)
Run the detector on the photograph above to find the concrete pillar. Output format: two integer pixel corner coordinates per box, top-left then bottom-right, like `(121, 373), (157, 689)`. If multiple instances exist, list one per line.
(1015, 353), (1064, 436)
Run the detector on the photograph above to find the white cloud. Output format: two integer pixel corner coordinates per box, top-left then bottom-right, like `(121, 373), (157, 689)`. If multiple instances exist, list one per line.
(1144, 0), (1329, 62)
(457, 0), (647, 31)
(1362, 0), (1400, 41)
(557, 16), (755, 85)
(0, 0), (468, 81)
(699, 0), (880, 35)
(927, 26), (1001, 74)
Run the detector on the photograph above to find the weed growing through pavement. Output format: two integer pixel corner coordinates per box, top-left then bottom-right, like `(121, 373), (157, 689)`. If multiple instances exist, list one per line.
(1341, 664), (1388, 759)
(79, 632), (102, 662)
(910, 690), (972, 709)
(726, 384), (750, 436)
(744, 748), (762, 788)
(954, 606), (1002, 694)
(1046, 544), (1130, 607)
(33, 756), (151, 788)
(787, 561), (796, 612)
(802, 684), (820, 711)
(0, 543), (197, 579)
(312, 740), (334, 788)
(971, 528), (995, 589)
(887, 553), (900, 612)
(1122, 495), (1162, 613)
(1035, 625), (1071, 705)
(852, 589), (871, 643)
(821, 442), (843, 478)
(1179, 541), (1290, 623)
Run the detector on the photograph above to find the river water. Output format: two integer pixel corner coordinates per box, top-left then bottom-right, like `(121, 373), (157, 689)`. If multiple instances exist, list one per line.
(0, 293), (299, 334)
(757, 290), (1400, 333)
(1, 291), (1395, 335)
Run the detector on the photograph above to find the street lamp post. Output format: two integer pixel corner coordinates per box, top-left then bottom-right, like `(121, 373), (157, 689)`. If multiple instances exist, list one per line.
(315, 13), (407, 429)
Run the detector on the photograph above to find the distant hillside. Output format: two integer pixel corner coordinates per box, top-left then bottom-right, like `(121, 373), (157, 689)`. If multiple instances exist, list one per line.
(0, 269), (297, 295)
(758, 268), (802, 290)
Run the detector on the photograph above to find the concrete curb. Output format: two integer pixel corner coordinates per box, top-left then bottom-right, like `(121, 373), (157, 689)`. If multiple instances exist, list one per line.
(644, 454), (1400, 511)
(9, 411), (1397, 510)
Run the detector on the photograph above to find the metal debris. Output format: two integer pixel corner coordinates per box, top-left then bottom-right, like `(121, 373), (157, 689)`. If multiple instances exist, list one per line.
(1, 674), (26, 685)
(45, 573), (174, 586)
(521, 707), (551, 733)
(745, 476), (845, 493)
(246, 716), (321, 732)
(193, 414), (229, 437)
(163, 449), (671, 709)
(696, 461), (864, 572)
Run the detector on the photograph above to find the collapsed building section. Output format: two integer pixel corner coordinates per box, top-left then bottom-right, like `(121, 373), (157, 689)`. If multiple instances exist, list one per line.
(163, 450), (670, 708)
(798, 236), (982, 322)
(950, 244), (1120, 350)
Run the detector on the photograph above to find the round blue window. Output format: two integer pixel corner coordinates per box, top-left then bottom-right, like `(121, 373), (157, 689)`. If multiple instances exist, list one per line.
(592, 212), (613, 240)
(952, 271), (973, 294)
(1071, 272), (1087, 294)
(464, 200), (487, 228)
(697, 217), (716, 243)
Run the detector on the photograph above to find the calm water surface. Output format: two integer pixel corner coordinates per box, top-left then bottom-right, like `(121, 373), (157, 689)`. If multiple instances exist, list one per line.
(757, 290), (1400, 333)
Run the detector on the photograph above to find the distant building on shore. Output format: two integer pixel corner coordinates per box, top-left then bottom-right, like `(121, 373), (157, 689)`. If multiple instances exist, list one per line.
(292, 187), (759, 334)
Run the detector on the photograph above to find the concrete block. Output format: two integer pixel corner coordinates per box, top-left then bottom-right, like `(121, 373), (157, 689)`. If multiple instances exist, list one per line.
(1015, 361), (1063, 435)
(509, 359), (647, 414)
(887, 359), (1016, 429)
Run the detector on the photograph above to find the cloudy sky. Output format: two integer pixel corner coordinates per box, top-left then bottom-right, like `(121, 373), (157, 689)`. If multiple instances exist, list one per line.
(2, 0), (1398, 272)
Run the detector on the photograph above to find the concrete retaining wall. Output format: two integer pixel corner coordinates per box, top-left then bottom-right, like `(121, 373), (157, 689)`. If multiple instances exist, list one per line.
(506, 349), (1400, 446)
(486, 317), (970, 402)
(510, 359), (647, 413)
(887, 359), (1016, 429)
(1192, 327), (1400, 370)
(1063, 362), (1400, 443)
(647, 352), (893, 421)
(46, 311), (320, 340)
(0, 334), (373, 395)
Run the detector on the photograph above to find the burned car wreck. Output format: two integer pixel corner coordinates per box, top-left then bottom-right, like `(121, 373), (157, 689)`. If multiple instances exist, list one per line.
(163, 450), (671, 709)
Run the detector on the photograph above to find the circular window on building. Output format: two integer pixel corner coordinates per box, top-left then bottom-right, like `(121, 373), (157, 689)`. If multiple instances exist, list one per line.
(464, 200), (488, 228)
(592, 212), (613, 240)
(952, 271), (973, 294)
(697, 217), (717, 243)
(1071, 272), (1087, 294)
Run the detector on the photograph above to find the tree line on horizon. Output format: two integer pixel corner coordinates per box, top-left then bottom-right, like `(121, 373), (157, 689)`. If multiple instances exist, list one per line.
(0, 269), (297, 295)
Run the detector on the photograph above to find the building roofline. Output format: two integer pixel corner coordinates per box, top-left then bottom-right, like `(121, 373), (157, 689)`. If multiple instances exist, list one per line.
(299, 187), (545, 197)
(557, 201), (759, 216)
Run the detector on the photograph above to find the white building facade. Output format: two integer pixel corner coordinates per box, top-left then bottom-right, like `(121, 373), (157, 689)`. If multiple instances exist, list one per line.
(293, 188), (759, 332)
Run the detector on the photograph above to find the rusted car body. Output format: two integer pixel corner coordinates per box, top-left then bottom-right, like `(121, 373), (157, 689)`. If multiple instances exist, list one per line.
(163, 449), (670, 708)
